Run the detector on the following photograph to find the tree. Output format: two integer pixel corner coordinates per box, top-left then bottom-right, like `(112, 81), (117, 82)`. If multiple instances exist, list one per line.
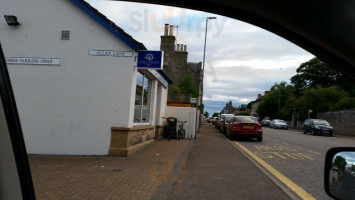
(204, 111), (209, 118)
(240, 104), (247, 111)
(178, 74), (199, 98)
(333, 156), (347, 172)
(256, 82), (293, 120)
(295, 85), (349, 121)
(212, 112), (219, 117)
(170, 85), (182, 94)
(291, 57), (355, 96)
(291, 58), (341, 91)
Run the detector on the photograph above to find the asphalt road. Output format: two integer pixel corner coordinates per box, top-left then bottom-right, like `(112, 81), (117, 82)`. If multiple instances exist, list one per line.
(235, 126), (355, 200)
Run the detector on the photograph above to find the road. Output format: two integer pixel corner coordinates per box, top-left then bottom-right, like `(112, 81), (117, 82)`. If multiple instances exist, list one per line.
(234, 126), (355, 200)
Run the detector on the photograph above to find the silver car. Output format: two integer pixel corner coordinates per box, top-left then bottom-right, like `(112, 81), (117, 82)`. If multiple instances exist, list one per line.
(270, 119), (288, 130)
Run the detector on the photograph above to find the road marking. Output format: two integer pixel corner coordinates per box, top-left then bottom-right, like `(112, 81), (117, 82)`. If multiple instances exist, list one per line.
(234, 141), (316, 200)
(254, 151), (314, 160)
(309, 151), (320, 155)
(253, 145), (298, 151)
(296, 153), (314, 160)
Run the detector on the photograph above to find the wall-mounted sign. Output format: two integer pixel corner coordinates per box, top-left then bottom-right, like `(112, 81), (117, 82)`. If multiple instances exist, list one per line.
(6, 57), (61, 65)
(190, 98), (197, 104)
(88, 49), (133, 57)
(137, 50), (163, 69)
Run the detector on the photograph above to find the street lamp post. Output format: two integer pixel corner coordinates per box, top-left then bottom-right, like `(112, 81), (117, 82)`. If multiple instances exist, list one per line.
(201, 16), (217, 111)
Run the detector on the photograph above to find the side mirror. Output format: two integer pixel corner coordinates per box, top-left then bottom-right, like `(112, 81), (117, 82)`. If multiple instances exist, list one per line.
(324, 147), (355, 200)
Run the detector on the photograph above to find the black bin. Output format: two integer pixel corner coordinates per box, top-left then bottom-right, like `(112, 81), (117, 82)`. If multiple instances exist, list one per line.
(166, 117), (177, 139)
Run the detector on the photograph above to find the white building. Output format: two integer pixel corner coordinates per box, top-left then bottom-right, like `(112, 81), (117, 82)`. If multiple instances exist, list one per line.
(0, 0), (172, 156)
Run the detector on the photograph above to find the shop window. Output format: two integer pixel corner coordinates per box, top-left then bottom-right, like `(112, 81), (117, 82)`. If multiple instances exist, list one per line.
(134, 72), (151, 123)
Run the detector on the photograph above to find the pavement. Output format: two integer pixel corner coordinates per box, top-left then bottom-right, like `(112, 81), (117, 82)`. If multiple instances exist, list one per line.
(29, 123), (290, 200)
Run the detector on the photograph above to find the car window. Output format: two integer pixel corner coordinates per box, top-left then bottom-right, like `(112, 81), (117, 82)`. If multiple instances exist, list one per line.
(235, 117), (257, 123)
(313, 120), (330, 125)
(225, 116), (234, 122)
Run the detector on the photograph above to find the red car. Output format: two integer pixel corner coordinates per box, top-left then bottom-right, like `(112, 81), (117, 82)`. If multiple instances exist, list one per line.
(225, 116), (263, 142)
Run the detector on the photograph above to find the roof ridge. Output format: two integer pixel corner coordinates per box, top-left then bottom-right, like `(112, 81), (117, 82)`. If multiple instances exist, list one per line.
(71, 0), (146, 50)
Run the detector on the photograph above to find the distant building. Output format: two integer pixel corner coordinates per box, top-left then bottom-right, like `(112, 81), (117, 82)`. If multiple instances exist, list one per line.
(160, 24), (202, 106)
(221, 101), (237, 114)
(251, 91), (269, 117)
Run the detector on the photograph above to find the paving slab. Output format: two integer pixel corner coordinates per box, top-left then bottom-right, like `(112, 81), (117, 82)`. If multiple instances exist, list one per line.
(29, 123), (290, 200)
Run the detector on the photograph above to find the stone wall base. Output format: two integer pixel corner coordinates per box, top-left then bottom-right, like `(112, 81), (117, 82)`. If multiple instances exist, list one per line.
(109, 126), (155, 157)
(155, 125), (164, 140)
(109, 140), (154, 157)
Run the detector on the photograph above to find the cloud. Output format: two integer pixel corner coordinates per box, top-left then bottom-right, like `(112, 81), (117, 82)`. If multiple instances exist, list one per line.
(86, 0), (314, 115)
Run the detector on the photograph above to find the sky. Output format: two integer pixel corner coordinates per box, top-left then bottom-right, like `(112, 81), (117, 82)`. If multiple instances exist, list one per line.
(86, 0), (314, 116)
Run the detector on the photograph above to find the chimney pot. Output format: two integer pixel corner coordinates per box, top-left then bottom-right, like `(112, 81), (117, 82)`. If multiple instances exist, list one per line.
(184, 45), (187, 52)
(164, 24), (169, 35)
(169, 25), (174, 36)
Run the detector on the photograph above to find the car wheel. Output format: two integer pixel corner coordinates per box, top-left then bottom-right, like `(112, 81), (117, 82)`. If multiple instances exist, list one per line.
(303, 129), (306, 134)
(257, 136), (263, 142)
(328, 133), (333, 137)
(312, 130), (317, 135)
(229, 133), (233, 140)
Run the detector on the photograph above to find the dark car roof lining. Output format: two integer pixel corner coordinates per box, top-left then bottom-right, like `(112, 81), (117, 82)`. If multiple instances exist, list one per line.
(117, 0), (355, 81)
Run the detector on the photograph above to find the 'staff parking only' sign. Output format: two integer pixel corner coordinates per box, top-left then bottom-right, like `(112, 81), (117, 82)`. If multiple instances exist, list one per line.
(137, 50), (163, 69)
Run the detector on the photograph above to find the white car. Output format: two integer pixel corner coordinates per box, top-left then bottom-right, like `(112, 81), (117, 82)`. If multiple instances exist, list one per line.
(270, 119), (288, 130)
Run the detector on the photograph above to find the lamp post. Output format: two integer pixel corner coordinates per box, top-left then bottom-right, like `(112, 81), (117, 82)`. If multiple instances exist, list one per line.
(201, 16), (217, 110)
(278, 68), (282, 113)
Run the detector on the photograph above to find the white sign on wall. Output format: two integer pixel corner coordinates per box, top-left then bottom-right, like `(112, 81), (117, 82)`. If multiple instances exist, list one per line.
(88, 49), (133, 57)
(6, 57), (61, 65)
(190, 98), (197, 103)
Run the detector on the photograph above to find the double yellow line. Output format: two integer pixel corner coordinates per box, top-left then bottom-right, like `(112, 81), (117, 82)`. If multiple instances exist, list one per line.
(233, 141), (316, 200)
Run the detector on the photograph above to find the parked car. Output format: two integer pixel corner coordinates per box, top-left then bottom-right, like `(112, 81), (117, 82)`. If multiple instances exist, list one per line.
(270, 119), (288, 129)
(225, 116), (263, 141)
(212, 117), (217, 125)
(261, 119), (271, 127)
(221, 115), (235, 135)
(302, 119), (333, 136)
(215, 114), (234, 131)
(207, 117), (213, 123)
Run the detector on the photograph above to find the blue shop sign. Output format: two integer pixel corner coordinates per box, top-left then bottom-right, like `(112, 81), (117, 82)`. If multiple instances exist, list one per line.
(137, 50), (163, 69)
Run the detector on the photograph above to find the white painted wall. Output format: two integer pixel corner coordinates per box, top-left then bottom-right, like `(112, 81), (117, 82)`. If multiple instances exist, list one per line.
(165, 107), (196, 139)
(155, 84), (168, 125)
(0, 0), (138, 155)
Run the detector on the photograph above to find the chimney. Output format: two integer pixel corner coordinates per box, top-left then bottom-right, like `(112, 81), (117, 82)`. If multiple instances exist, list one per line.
(164, 24), (169, 35)
(258, 94), (262, 99)
(184, 45), (187, 52)
(169, 25), (174, 36)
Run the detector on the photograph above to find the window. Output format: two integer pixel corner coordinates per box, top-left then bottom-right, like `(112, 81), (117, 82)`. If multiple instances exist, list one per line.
(134, 71), (151, 123)
(61, 30), (70, 40)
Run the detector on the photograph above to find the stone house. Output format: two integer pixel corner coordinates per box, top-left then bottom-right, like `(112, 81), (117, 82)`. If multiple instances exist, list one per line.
(251, 91), (269, 117)
(160, 24), (202, 107)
